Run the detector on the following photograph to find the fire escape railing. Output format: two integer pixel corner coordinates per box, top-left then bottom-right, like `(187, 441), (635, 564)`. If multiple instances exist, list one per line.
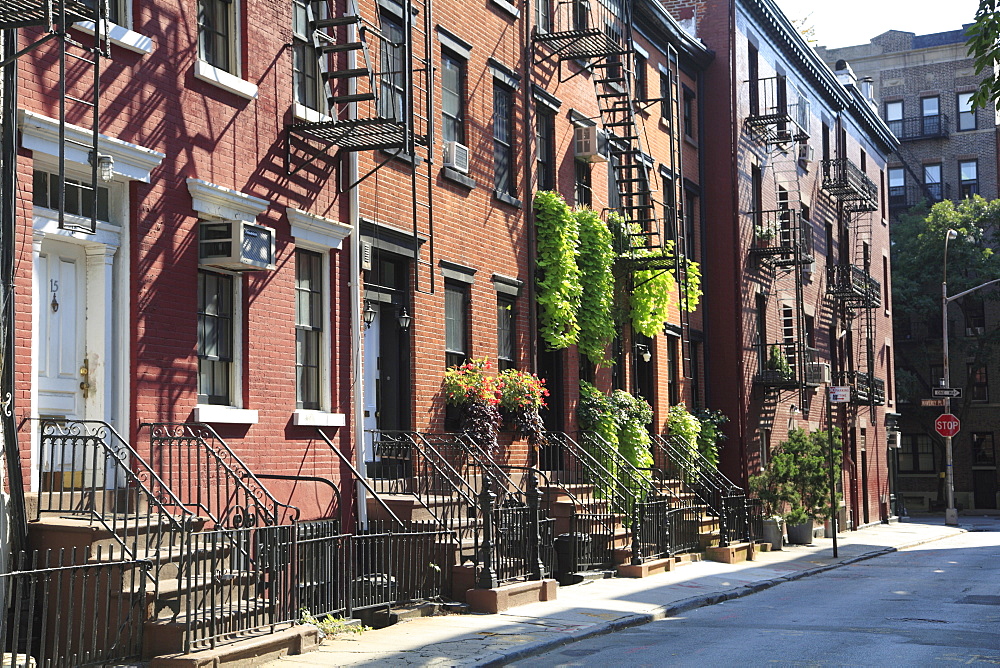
(748, 209), (814, 266)
(826, 263), (882, 309)
(744, 75), (810, 146)
(887, 114), (950, 141)
(821, 158), (879, 212)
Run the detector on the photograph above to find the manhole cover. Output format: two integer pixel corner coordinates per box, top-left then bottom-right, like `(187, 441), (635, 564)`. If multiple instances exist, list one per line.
(957, 595), (1000, 605)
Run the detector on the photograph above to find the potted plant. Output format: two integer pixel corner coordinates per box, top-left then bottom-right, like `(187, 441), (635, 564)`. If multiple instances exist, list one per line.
(443, 358), (501, 457)
(750, 428), (841, 546)
(497, 368), (549, 448)
(755, 225), (776, 247)
(748, 468), (785, 550)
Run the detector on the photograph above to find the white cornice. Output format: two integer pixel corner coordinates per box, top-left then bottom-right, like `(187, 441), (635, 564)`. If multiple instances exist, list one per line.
(287, 207), (352, 249)
(187, 179), (269, 221)
(18, 109), (165, 183)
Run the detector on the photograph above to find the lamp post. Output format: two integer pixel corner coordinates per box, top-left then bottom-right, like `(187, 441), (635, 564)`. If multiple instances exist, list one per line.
(941, 229), (1000, 526)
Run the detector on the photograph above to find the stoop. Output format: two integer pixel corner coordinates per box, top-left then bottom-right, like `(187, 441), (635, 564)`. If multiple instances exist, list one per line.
(148, 625), (319, 668)
(705, 541), (755, 564)
(465, 579), (558, 614)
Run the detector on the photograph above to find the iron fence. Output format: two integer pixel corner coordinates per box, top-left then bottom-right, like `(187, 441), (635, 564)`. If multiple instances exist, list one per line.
(0, 549), (150, 667)
(631, 498), (700, 562)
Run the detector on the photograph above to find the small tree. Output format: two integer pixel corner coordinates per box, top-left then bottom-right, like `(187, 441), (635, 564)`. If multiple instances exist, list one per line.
(750, 428), (841, 525)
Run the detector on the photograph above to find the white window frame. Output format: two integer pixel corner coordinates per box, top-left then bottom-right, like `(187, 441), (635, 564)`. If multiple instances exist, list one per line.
(287, 207), (351, 427)
(292, 0), (328, 116)
(75, 0), (155, 56)
(194, 0), (259, 100)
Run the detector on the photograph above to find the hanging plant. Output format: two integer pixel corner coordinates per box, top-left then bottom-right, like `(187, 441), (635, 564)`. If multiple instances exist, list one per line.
(575, 207), (616, 366)
(442, 358), (502, 457)
(534, 191), (582, 350)
(497, 368), (549, 448)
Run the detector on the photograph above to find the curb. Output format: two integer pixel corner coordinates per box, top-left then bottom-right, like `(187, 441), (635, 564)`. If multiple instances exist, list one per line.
(480, 527), (967, 667)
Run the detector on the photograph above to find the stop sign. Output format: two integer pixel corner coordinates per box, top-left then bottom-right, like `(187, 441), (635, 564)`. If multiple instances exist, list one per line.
(935, 413), (961, 438)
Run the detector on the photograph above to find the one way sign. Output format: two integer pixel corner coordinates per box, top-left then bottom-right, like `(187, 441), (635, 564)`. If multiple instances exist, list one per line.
(931, 387), (963, 399)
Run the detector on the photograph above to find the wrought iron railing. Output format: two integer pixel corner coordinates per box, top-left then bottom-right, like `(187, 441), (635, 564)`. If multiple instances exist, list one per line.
(754, 341), (805, 389)
(826, 263), (881, 308)
(143, 422), (297, 529)
(821, 158), (878, 211)
(748, 209), (813, 266)
(630, 501), (700, 562)
(887, 113), (949, 140)
(888, 183), (951, 210)
(744, 75), (810, 145)
(833, 370), (886, 406)
(533, 0), (628, 61)
(0, 549), (151, 667)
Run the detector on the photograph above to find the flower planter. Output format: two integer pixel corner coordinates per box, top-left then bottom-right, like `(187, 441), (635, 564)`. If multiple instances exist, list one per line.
(761, 516), (784, 550)
(787, 521), (814, 545)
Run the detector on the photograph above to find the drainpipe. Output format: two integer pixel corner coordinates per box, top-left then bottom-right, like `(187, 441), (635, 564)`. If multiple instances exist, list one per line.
(1, 27), (28, 561)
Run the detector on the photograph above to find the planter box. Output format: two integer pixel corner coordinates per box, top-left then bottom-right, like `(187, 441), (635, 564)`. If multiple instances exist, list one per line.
(787, 521), (814, 545)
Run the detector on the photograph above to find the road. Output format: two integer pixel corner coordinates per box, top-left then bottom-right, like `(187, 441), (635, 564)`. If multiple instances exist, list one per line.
(512, 524), (1000, 667)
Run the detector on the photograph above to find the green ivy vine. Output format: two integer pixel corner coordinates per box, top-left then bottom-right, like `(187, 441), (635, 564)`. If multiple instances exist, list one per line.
(534, 191), (582, 350)
(575, 208), (616, 366)
(577, 381), (618, 498)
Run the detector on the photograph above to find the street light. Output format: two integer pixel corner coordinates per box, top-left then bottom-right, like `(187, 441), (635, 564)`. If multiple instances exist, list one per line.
(942, 228), (1000, 526)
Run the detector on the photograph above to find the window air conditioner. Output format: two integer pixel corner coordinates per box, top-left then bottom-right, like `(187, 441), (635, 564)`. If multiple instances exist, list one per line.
(442, 140), (471, 174)
(797, 143), (814, 165)
(574, 125), (608, 163)
(806, 361), (832, 385)
(966, 326), (986, 336)
(199, 220), (276, 271)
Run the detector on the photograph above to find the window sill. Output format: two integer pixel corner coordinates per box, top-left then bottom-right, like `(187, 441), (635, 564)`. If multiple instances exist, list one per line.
(74, 21), (154, 55)
(490, 0), (521, 19)
(194, 59), (258, 100)
(684, 135), (698, 148)
(292, 102), (332, 124)
(194, 404), (259, 424)
(493, 190), (522, 209)
(442, 167), (477, 189)
(292, 409), (346, 427)
(379, 148), (424, 167)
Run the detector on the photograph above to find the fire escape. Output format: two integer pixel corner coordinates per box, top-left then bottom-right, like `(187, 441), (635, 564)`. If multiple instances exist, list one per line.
(745, 75), (818, 408)
(1, 0), (110, 234)
(533, 0), (693, 377)
(822, 153), (885, 409)
(287, 0), (435, 292)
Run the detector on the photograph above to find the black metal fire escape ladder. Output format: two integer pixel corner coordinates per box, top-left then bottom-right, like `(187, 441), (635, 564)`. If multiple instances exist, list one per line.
(1, 0), (110, 235)
(289, 0), (436, 293)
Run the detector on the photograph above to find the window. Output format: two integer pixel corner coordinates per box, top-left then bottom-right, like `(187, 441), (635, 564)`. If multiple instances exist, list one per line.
(921, 96), (940, 135)
(198, 270), (235, 405)
(633, 51), (647, 101)
(923, 163), (942, 202)
(536, 108), (556, 191)
(607, 155), (620, 210)
(379, 15), (406, 120)
(295, 250), (324, 410)
(683, 190), (696, 259)
(804, 314), (816, 349)
(888, 167), (905, 208)
(883, 256), (891, 312)
(33, 170), (110, 221)
(536, 0), (551, 33)
(659, 71), (671, 122)
(884, 100), (903, 136)
(666, 336), (679, 405)
(682, 88), (694, 138)
(957, 92), (976, 131)
(821, 122), (830, 163)
(493, 83), (515, 196)
(972, 433), (996, 466)
(84, 0), (124, 24)
(965, 297), (986, 335)
(441, 51), (466, 144)
(960, 160), (979, 198)
(968, 363), (989, 402)
(748, 42), (759, 117)
(497, 297), (515, 371)
(198, 0), (235, 73)
(574, 161), (592, 206)
(292, 0), (323, 111)
(445, 281), (468, 368)
(885, 343), (894, 403)
(571, 0), (589, 31)
(662, 173), (676, 242)
(899, 434), (935, 473)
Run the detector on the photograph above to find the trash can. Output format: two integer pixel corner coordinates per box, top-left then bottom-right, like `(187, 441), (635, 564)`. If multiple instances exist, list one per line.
(554, 532), (592, 585)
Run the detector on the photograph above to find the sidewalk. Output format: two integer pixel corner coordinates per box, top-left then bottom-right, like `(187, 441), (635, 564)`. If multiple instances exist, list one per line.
(271, 515), (993, 667)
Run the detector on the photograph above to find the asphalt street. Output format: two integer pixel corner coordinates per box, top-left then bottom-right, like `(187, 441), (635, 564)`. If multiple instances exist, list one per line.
(512, 524), (1000, 667)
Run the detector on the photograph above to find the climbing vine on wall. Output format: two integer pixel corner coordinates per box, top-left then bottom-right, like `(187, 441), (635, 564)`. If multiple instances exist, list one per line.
(534, 191), (581, 350)
(575, 208), (616, 366)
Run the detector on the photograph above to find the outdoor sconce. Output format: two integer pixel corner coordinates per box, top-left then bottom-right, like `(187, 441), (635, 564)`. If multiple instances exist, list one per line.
(397, 307), (412, 332)
(636, 344), (651, 363)
(363, 301), (377, 329)
(89, 151), (114, 182)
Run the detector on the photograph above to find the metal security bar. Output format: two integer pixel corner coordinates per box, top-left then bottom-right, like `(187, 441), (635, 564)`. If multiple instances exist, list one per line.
(0, 549), (150, 667)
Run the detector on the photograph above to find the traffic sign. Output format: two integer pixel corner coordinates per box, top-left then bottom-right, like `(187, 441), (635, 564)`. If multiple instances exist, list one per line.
(932, 387), (963, 399)
(829, 386), (851, 404)
(935, 413), (961, 438)
(920, 399), (946, 407)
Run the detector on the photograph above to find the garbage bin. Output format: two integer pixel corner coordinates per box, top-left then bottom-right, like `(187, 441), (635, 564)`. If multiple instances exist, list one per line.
(554, 532), (592, 585)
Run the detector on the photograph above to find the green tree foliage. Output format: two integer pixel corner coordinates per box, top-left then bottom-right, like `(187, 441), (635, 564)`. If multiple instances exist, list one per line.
(665, 403), (701, 459)
(534, 191), (581, 350)
(749, 428), (841, 525)
(575, 208), (616, 366)
(695, 408), (728, 469)
(610, 389), (654, 472)
(967, 1), (1000, 111)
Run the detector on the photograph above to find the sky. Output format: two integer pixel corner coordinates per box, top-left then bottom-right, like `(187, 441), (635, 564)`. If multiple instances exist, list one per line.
(772, 0), (981, 49)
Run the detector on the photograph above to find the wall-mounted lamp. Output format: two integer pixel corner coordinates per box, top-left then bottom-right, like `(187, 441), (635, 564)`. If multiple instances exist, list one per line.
(397, 307), (412, 331)
(790, 404), (801, 415)
(636, 343), (652, 363)
(362, 301), (377, 328)
(89, 151), (114, 182)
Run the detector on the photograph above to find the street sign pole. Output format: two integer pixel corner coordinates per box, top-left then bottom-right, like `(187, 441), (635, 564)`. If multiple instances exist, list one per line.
(826, 386), (839, 558)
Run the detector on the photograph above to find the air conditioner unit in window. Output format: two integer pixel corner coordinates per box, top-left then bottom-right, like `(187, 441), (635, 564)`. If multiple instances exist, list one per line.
(806, 361), (832, 385)
(797, 143), (814, 165)
(966, 326), (986, 336)
(199, 220), (276, 271)
(442, 140), (471, 174)
(574, 125), (608, 163)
